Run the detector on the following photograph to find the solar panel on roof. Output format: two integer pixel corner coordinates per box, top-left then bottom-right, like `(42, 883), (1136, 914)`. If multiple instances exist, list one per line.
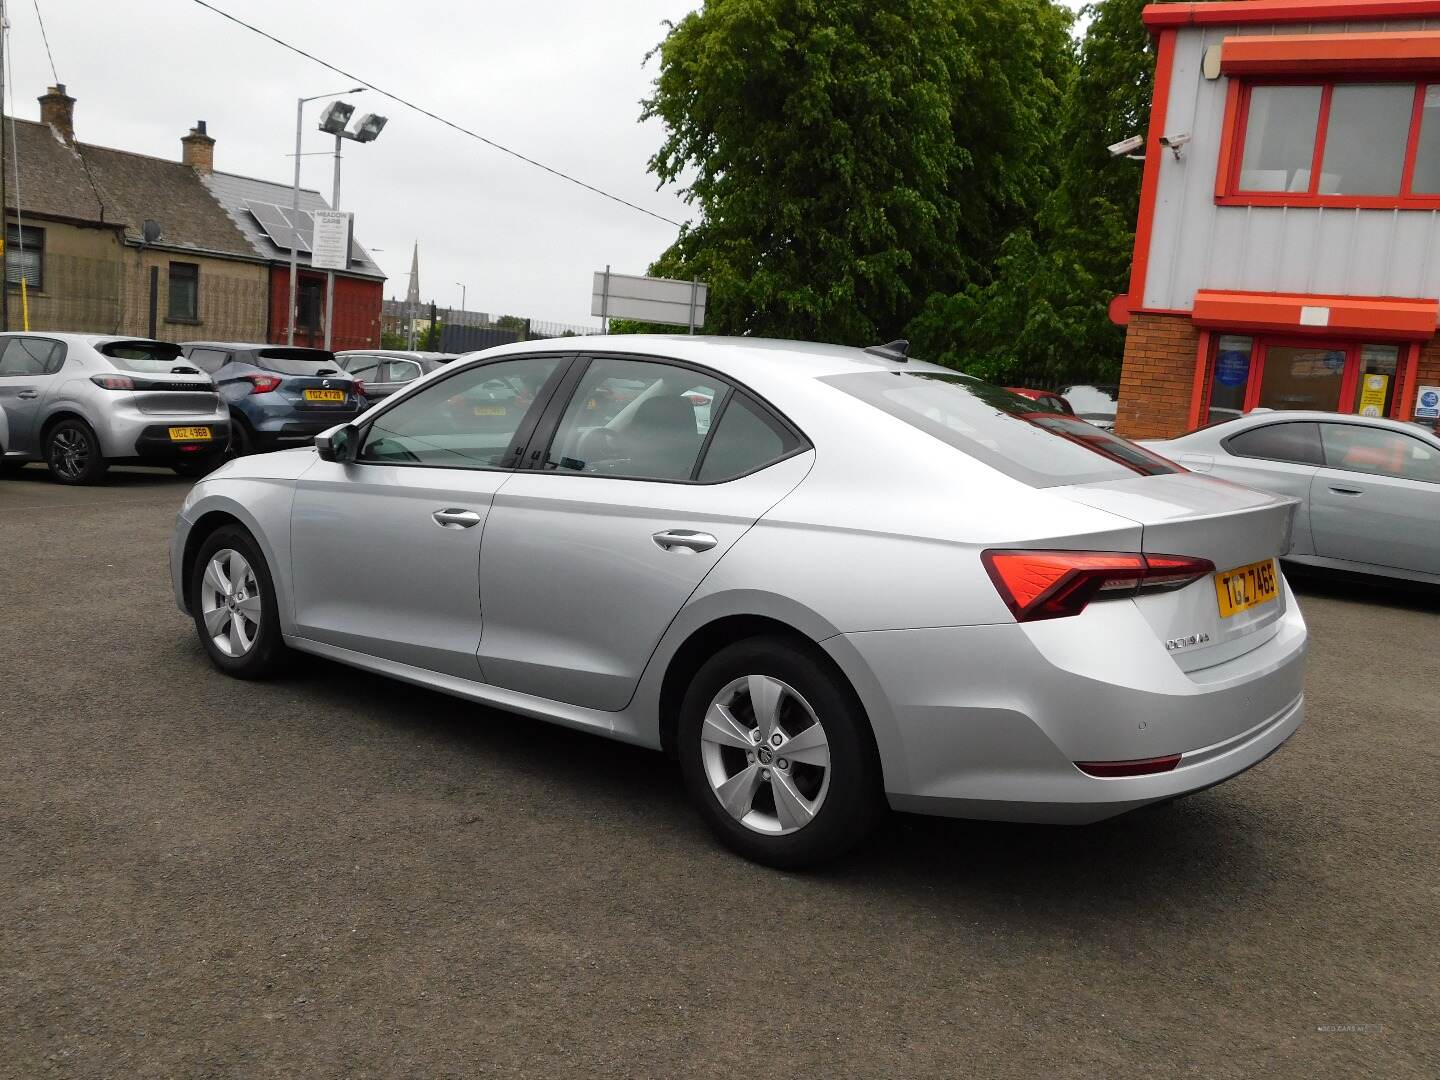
(245, 200), (314, 253)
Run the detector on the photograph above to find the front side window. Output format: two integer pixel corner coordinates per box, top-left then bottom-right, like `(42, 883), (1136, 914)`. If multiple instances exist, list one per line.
(545, 357), (719, 481)
(1225, 422), (1325, 465)
(1319, 423), (1440, 482)
(5, 224), (43, 289)
(168, 262), (199, 320)
(1230, 79), (1440, 204)
(824, 372), (1178, 488)
(359, 356), (561, 469)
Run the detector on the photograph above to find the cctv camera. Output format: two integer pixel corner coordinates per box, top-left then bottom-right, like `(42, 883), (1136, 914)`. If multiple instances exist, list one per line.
(1158, 132), (1191, 158)
(1107, 135), (1145, 158)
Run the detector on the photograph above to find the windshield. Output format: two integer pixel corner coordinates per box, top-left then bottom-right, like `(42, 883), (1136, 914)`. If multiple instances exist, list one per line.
(822, 371), (1178, 487)
(255, 347), (342, 377)
(99, 340), (193, 374)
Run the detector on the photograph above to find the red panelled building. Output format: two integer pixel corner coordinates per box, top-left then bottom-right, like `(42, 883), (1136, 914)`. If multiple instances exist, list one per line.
(1115, 0), (1440, 438)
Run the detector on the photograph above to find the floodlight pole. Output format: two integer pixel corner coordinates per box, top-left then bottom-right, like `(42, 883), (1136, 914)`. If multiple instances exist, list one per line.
(323, 133), (342, 351)
(286, 96), (304, 345)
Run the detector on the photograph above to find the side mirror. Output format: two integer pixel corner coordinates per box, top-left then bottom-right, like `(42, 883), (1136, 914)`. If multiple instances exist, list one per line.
(315, 423), (359, 463)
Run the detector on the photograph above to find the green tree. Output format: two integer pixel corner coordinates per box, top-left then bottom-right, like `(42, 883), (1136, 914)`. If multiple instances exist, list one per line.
(641, 0), (1074, 345)
(909, 0), (1164, 384)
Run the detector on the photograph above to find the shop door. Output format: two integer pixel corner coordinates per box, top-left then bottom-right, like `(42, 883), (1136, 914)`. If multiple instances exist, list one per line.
(1249, 342), (1351, 413)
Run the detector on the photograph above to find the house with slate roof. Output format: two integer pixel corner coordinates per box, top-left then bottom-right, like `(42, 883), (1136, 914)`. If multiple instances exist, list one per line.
(4, 85), (271, 342)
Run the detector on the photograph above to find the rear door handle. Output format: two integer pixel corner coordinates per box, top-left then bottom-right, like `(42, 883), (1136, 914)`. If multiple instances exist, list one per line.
(1328, 486), (1364, 496)
(17, 390), (38, 399)
(653, 529), (718, 553)
(433, 508), (482, 529)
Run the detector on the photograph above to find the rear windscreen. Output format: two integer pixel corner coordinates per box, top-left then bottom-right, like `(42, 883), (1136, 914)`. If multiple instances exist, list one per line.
(255, 348), (341, 376)
(100, 340), (195, 374)
(822, 371), (1179, 488)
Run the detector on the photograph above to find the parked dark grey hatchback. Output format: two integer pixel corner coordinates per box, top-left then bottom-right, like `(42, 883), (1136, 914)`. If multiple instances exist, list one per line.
(178, 342), (365, 455)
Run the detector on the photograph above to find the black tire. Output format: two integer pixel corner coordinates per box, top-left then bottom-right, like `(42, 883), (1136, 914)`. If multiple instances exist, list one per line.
(171, 454), (225, 478)
(44, 418), (109, 485)
(678, 636), (884, 868)
(189, 524), (291, 679)
(226, 418), (253, 459)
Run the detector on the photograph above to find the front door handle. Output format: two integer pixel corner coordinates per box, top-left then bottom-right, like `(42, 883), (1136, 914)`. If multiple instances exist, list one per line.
(17, 390), (38, 399)
(1329, 486), (1364, 496)
(653, 529), (718, 553)
(433, 508), (482, 529)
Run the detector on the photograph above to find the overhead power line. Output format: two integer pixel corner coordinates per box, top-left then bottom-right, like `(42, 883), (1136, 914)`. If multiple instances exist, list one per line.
(188, 0), (685, 229)
(32, 0), (60, 85)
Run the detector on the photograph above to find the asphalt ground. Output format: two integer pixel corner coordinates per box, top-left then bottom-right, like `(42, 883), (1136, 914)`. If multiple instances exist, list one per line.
(2, 464), (1437, 1079)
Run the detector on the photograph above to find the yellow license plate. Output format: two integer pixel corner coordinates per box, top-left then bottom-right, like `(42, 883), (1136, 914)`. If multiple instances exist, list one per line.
(167, 426), (212, 441)
(1215, 559), (1279, 618)
(304, 389), (346, 402)
(474, 405), (507, 416)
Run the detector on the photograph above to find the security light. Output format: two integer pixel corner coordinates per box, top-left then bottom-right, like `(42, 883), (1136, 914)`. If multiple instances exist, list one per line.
(318, 100), (356, 135)
(349, 113), (388, 143)
(1107, 135), (1145, 158)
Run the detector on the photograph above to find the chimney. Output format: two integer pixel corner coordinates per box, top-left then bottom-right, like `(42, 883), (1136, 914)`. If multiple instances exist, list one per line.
(181, 120), (215, 174)
(39, 84), (75, 145)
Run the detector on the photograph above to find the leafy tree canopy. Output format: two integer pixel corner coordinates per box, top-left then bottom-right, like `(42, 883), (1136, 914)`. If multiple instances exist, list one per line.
(640, 0), (1074, 345)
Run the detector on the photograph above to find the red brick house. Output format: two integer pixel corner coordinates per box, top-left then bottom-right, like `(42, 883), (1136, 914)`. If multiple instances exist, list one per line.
(1114, 0), (1440, 438)
(199, 149), (385, 352)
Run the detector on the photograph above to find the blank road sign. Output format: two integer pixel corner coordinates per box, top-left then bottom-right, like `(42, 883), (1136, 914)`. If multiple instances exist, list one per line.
(592, 271), (707, 328)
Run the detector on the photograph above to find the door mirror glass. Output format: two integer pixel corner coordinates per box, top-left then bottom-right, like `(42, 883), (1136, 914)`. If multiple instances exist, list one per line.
(316, 423), (358, 463)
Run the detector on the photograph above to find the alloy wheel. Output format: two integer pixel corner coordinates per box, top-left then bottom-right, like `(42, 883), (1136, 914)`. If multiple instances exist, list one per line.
(699, 674), (832, 836)
(200, 548), (263, 657)
(50, 427), (90, 481)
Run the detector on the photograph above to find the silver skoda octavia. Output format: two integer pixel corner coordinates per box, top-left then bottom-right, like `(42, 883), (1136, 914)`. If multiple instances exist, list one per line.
(171, 336), (1307, 866)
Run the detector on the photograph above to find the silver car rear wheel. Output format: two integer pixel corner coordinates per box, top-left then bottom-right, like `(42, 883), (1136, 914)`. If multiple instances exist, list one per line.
(699, 674), (832, 836)
(200, 548), (262, 657)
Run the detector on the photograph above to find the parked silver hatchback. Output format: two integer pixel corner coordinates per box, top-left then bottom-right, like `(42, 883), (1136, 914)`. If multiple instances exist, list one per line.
(171, 336), (1307, 867)
(0, 333), (228, 483)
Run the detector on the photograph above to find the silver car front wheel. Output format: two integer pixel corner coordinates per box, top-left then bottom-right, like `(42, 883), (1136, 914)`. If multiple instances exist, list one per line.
(700, 675), (833, 836)
(200, 548), (263, 657)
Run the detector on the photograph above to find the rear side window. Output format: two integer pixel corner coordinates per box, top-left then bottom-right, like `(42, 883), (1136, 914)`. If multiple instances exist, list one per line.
(254, 347), (340, 376)
(822, 371), (1178, 487)
(186, 347), (229, 375)
(1224, 422), (1324, 465)
(697, 393), (804, 482)
(0, 337), (64, 375)
(100, 340), (185, 374)
(1318, 423), (1440, 483)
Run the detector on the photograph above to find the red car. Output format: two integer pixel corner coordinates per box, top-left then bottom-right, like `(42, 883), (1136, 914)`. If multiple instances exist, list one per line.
(1005, 387), (1075, 415)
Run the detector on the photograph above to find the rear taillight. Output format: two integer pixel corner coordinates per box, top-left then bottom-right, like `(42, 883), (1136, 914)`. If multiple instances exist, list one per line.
(244, 374), (282, 394)
(981, 550), (1215, 623)
(353, 379), (366, 398)
(90, 374), (135, 390)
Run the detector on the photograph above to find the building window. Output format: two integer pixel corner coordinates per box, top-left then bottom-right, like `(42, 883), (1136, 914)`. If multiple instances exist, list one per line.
(1223, 80), (1440, 206)
(5, 224), (43, 290)
(168, 262), (199, 321)
(1201, 336), (1410, 425)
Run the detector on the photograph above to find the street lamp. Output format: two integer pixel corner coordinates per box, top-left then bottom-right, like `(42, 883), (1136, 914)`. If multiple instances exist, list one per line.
(287, 87), (364, 346)
(456, 282), (466, 317)
(318, 102), (389, 351)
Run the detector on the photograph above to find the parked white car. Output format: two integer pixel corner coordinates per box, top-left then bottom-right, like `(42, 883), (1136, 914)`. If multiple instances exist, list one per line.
(1144, 411), (1440, 584)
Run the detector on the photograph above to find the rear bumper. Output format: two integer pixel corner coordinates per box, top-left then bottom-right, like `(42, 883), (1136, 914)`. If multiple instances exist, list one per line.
(832, 584), (1308, 824)
(97, 400), (229, 459)
(131, 422), (231, 460)
(247, 413), (362, 451)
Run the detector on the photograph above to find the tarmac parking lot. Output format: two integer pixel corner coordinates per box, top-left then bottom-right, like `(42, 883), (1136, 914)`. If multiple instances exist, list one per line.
(2, 464), (1437, 1079)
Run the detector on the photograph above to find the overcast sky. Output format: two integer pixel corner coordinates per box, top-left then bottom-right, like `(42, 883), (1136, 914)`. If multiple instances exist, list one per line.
(5, 0), (1091, 328)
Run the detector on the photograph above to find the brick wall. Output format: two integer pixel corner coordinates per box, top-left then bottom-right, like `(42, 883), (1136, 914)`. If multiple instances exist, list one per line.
(1115, 312), (1200, 440)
